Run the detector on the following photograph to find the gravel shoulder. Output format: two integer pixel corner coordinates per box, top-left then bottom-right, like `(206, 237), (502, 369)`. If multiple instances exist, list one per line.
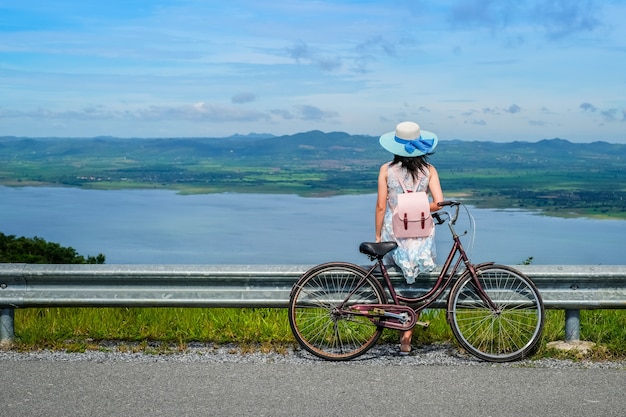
(2, 342), (625, 369)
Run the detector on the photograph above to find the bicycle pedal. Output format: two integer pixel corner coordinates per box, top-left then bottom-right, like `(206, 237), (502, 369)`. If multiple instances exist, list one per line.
(415, 320), (430, 328)
(370, 308), (386, 316)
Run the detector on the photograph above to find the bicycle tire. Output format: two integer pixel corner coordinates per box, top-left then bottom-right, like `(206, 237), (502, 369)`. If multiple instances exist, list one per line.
(448, 264), (544, 362)
(288, 262), (386, 361)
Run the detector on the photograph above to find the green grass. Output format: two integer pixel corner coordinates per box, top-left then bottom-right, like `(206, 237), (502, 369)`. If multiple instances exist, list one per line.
(13, 308), (293, 348)
(10, 307), (625, 360)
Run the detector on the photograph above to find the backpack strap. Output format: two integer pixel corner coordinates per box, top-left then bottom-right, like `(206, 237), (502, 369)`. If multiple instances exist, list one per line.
(389, 164), (419, 193)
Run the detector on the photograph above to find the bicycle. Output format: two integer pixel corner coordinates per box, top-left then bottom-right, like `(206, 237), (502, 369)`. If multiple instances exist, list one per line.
(288, 201), (545, 362)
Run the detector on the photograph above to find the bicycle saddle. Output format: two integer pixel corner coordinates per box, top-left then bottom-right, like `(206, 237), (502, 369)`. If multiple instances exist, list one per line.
(359, 242), (398, 258)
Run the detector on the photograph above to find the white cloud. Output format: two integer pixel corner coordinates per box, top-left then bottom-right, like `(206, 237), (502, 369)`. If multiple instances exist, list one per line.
(0, 0), (624, 142)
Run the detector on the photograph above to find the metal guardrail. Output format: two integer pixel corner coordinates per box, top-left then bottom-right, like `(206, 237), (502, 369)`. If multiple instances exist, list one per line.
(1, 264), (625, 345)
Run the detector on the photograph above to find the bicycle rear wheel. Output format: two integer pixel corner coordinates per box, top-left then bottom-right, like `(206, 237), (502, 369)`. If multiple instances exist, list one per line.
(288, 262), (386, 361)
(448, 264), (544, 362)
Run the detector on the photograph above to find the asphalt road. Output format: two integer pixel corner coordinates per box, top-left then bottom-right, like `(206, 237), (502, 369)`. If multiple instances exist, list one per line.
(2, 358), (625, 417)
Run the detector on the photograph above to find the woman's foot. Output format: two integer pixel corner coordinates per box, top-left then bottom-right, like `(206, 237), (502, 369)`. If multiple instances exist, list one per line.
(399, 329), (413, 355)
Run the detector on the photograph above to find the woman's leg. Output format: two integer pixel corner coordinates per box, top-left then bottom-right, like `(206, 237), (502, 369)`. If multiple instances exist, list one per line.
(400, 329), (413, 353)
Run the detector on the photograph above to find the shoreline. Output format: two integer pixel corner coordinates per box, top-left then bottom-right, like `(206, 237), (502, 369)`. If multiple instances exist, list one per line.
(2, 182), (624, 221)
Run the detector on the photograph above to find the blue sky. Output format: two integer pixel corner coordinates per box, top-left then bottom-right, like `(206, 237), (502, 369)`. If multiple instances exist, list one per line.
(1, 0), (625, 143)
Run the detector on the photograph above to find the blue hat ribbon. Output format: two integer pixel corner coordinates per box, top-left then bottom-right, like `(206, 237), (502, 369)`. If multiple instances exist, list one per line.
(394, 135), (434, 154)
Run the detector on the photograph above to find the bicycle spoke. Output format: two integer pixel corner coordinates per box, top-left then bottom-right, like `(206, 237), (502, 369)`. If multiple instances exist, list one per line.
(449, 265), (544, 362)
(289, 263), (386, 361)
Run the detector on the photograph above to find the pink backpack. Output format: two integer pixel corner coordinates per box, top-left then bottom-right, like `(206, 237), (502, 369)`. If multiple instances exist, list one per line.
(390, 166), (433, 239)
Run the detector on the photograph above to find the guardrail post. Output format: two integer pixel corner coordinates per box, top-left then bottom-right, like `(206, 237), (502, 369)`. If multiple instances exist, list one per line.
(0, 308), (15, 346)
(564, 309), (580, 342)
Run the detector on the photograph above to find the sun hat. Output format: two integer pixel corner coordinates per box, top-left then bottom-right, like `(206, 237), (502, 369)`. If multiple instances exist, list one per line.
(379, 121), (438, 157)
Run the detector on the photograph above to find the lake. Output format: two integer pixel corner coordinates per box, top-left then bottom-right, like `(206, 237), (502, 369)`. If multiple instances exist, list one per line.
(1, 186), (624, 265)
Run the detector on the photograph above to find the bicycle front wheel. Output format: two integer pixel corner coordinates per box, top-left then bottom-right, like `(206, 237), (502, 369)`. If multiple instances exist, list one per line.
(448, 265), (544, 362)
(288, 262), (386, 361)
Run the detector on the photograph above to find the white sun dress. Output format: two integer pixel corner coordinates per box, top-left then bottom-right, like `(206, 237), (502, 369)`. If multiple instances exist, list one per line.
(381, 163), (437, 284)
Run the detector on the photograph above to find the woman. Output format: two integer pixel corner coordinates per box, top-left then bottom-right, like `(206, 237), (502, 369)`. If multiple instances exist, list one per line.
(375, 121), (444, 355)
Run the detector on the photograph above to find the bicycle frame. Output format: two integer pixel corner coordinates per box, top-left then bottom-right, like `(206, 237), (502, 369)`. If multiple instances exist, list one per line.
(342, 208), (499, 330)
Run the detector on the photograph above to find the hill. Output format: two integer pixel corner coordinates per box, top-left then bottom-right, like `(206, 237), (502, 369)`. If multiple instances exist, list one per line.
(0, 133), (624, 218)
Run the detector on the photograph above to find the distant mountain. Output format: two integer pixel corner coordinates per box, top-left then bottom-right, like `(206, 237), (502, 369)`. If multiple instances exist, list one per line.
(2, 132), (625, 169)
(224, 133), (275, 140)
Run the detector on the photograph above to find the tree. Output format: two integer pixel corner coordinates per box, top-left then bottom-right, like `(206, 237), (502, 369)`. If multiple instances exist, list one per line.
(0, 232), (105, 264)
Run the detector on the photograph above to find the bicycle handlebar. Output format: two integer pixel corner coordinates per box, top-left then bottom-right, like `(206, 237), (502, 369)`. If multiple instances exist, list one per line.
(435, 200), (462, 225)
(437, 200), (460, 207)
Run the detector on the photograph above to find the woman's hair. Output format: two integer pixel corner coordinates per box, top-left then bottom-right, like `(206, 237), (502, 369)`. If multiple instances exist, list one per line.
(391, 155), (430, 180)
